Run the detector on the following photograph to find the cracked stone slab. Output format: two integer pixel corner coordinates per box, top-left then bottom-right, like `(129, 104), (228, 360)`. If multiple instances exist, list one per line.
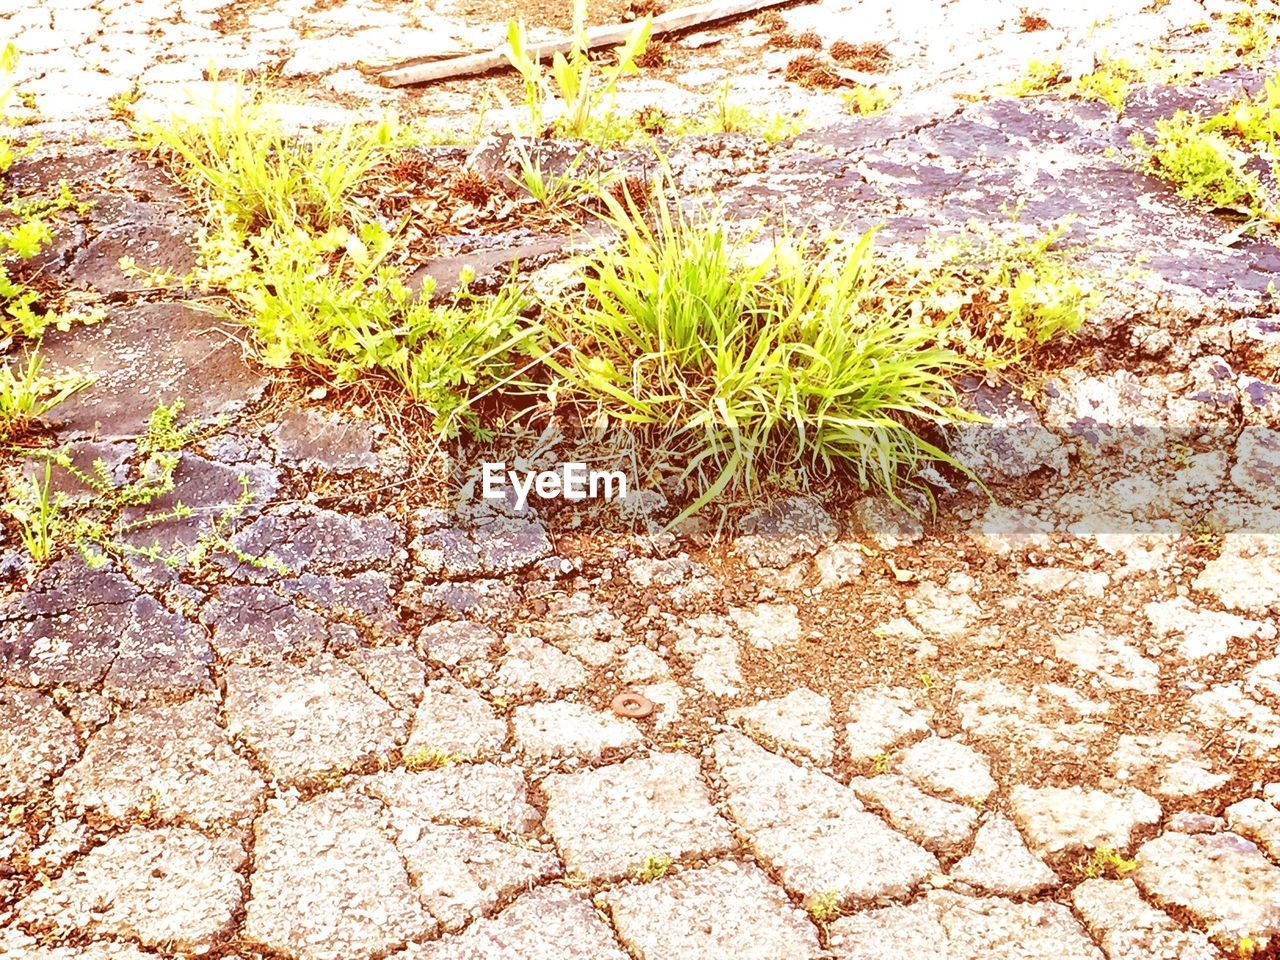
(732, 496), (836, 569)
(1144, 596), (1266, 660)
(512, 700), (641, 760)
(728, 688), (833, 765)
(826, 890), (1103, 960)
(273, 407), (378, 473)
(0, 558), (212, 699)
(399, 886), (629, 960)
(845, 687), (933, 763)
(1111, 733), (1229, 799)
(541, 752), (735, 881)
(1053, 627), (1159, 694)
(346, 645), (428, 710)
(38, 302), (267, 440)
(1072, 878), (1219, 960)
(676, 614), (743, 695)
(199, 584), (332, 664)
(16, 826), (246, 954)
(389, 817), (561, 931)
(599, 860), (823, 960)
(222, 654), (403, 787)
(224, 504), (402, 581)
(407, 678), (507, 759)
(417, 620), (500, 673)
(1225, 799), (1280, 860)
(954, 678), (1109, 756)
(361, 763), (542, 835)
(1133, 830), (1280, 950)
(949, 815), (1058, 897)
(493, 633), (588, 698)
(1009, 786), (1161, 857)
(729, 602), (802, 649)
(896, 736), (996, 803)
(849, 774), (979, 857)
(0, 687), (77, 802)
(1193, 533), (1280, 615)
(0, 931), (158, 960)
(245, 791), (434, 960)
(714, 731), (937, 904)
(54, 697), (265, 828)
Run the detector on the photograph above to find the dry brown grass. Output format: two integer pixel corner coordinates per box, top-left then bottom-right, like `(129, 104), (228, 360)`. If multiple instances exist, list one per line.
(785, 54), (845, 89)
(1019, 9), (1050, 31)
(830, 40), (891, 71)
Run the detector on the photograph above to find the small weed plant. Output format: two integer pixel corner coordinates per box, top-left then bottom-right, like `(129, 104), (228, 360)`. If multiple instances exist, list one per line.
(505, 0), (652, 141)
(636, 854), (673, 882)
(135, 89), (533, 434)
(0, 352), (91, 440)
(1133, 73), (1280, 228)
(0, 43), (102, 345)
(1084, 846), (1138, 879)
(535, 177), (970, 516)
(3, 400), (278, 571)
(843, 83), (897, 116)
(807, 891), (841, 923)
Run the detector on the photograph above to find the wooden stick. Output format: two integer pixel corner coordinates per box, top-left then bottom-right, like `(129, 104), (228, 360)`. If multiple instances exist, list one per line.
(377, 0), (797, 87)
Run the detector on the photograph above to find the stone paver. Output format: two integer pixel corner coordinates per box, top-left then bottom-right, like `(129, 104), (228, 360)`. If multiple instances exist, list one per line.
(362, 763), (542, 835)
(245, 792), (434, 960)
(399, 886), (629, 960)
(390, 818), (561, 930)
(512, 700), (642, 760)
(541, 753), (736, 881)
(407, 678), (507, 759)
(16, 826), (246, 953)
(727, 688), (834, 765)
(827, 891), (1104, 960)
(1133, 831), (1280, 949)
(1225, 798), (1280, 860)
(1010, 786), (1161, 857)
(54, 697), (265, 828)
(600, 860), (824, 960)
(844, 687), (932, 763)
(849, 774), (979, 857)
(222, 654), (403, 787)
(896, 736), (997, 803)
(0, 688), (78, 802)
(493, 634), (588, 697)
(949, 815), (1058, 897)
(1072, 878), (1219, 960)
(714, 732), (937, 904)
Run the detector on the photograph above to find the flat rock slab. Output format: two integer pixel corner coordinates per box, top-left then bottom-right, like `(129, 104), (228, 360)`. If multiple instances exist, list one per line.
(512, 700), (642, 761)
(246, 791), (433, 960)
(388, 818), (561, 931)
(222, 654), (403, 787)
(827, 890), (1104, 960)
(16, 826), (246, 953)
(845, 687), (933, 763)
(0, 559), (212, 700)
(199, 583), (335, 664)
(728, 688), (834, 765)
(949, 815), (1058, 897)
(54, 697), (265, 828)
(361, 763), (542, 835)
(541, 753), (736, 881)
(274, 407), (378, 473)
(714, 732), (937, 905)
(39, 303), (267, 440)
(1133, 830), (1280, 949)
(849, 774), (979, 857)
(896, 735), (997, 803)
(407, 678), (507, 759)
(1072, 878), (1219, 960)
(1010, 785), (1161, 857)
(401, 886), (629, 960)
(599, 860), (823, 960)
(0, 687), (77, 802)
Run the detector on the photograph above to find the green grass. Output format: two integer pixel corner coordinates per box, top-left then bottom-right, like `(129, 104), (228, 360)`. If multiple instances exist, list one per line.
(534, 179), (970, 516)
(0, 351), (91, 440)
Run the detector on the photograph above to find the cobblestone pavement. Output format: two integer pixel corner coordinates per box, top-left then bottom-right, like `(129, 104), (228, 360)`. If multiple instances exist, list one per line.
(4, 0), (1280, 958)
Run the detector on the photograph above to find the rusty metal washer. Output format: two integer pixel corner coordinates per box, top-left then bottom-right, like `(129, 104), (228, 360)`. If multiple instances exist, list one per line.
(611, 690), (655, 719)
